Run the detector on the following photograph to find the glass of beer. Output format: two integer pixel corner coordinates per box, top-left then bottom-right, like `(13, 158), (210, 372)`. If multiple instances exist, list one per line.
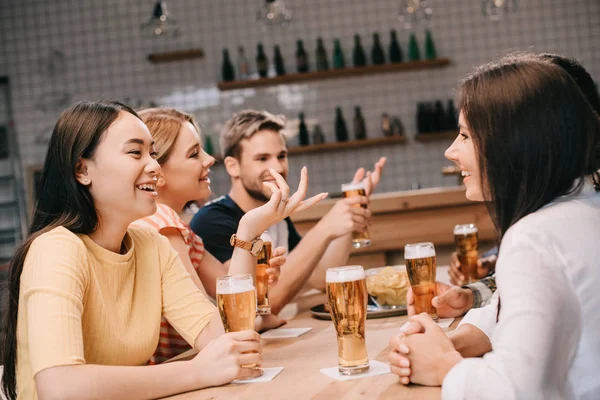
(341, 182), (371, 249)
(404, 242), (438, 320)
(256, 231), (272, 315)
(326, 265), (370, 375)
(454, 224), (479, 284)
(216, 274), (258, 368)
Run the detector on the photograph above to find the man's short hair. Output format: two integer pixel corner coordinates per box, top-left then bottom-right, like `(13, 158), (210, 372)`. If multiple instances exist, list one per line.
(220, 110), (287, 159)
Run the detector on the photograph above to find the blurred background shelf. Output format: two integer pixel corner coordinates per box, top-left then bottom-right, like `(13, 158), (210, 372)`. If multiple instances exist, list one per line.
(217, 58), (451, 91)
(287, 135), (406, 155)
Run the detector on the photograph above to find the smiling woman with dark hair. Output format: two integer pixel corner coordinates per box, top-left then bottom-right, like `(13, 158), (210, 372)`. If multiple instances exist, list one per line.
(388, 57), (600, 399)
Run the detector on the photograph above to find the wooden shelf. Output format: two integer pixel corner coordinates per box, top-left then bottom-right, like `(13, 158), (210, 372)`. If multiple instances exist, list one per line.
(414, 130), (457, 142)
(287, 135), (406, 155)
(217, 58), (451, 91)
(148, 49), (204, 64)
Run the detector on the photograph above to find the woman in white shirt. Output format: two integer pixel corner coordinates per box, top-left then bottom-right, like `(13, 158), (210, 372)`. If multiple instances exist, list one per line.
(388, 56), (600, 399)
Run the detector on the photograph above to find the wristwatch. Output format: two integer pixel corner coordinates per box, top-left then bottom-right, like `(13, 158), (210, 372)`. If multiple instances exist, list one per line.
(230, 234), (264, 256)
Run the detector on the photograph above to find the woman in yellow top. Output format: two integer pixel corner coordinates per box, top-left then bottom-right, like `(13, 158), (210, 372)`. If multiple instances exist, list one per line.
(131, 107), (289, 364)
(0, 100), (326, 400)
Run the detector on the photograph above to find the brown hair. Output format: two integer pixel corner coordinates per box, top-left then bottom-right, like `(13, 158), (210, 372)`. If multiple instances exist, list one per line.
(138, 108), (202, 165)
(1, 101), (139, 400)
(220, 110), (286, 159)
(458, 57), (600, 238)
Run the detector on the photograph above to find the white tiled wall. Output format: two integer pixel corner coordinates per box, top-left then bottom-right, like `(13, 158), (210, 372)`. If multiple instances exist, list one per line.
(1, 0), (599, 201)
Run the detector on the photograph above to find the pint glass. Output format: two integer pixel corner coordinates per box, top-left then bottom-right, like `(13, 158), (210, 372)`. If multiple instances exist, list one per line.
(404, 242), (438, 320)
(326, 265), (370, 375)
(256, 231), (272, 315)
(454, 224), (479, 284)
(341, 182), (371, 248)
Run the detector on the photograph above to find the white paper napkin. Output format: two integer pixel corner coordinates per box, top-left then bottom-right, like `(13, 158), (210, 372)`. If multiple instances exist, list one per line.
(232, 367), (284, 383)
(320, 360), (391, 381)
(260, 327), (312, 339)
(436, 317), (455, 329)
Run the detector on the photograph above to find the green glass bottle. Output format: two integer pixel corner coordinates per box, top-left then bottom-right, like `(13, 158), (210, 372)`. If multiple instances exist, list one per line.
(389, 30), (403, 63)
(335, 107), (349, 142)
(256, 43), (269, 78)
(298, 113), (310, 146)
(408, 33), (421, 61)
(424, 29), (437, 60)
(274, 45), (286, 76)
(333, 39), (346, 69)
(315, 37), (329, 71)
(221, 49), (235, 82)
(353, 106), (367, 140)
(296, 39), (309, 73)
(204, 135), (214, 156)
(352, 34), (367, 67)
(371, 33), (386, 65)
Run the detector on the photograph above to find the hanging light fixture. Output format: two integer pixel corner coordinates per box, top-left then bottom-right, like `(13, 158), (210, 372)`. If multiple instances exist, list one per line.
(256, 0), (292, 29)
(140, 0), (181, 38)
(397, 0), (433, 30)
(482, 0), (517, 21)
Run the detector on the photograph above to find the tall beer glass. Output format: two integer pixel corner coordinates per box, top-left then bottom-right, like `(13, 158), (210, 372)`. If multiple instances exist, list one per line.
(326, 265), (370, 375)
(216, 274), (257, 332)
(256, 231), (272, 315)
(454, 224), (479, 284)
(341, 182), (371, 248)
(404, 242), (438, 320)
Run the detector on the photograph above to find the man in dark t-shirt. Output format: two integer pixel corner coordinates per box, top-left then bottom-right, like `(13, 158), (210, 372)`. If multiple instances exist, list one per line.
(190, 110), (386, 315)
(192, 194), (301, 263)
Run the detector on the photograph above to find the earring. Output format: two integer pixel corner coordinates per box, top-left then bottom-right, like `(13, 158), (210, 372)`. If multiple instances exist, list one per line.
(84, 178), (89, 183)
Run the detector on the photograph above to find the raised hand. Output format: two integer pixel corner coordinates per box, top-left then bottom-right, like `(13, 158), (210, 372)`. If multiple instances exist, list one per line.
(351, 157), (387, 196)
(239, 167), (328, 239)
(266, 246), (286, 285)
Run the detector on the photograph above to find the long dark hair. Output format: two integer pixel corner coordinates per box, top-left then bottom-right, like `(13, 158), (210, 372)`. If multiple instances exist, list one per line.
(0, 100), (139, 399)
(458, 58), (600, 238)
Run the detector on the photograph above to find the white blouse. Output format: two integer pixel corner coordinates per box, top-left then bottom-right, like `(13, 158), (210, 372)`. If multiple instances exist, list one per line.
(443, 183), (600, 400)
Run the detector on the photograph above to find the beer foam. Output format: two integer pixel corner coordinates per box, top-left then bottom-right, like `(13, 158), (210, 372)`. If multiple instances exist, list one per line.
(216, 276), (255, 295)
(404, 243), (436, 259)
(341, 181), (366, 192)
(326, 266), (365, 283)
(453, 224), (478, 235)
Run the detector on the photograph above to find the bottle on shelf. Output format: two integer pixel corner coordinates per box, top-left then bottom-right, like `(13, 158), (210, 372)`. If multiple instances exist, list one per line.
(408, 33), (421, 61)
(296, 39), (309, 73)
(333, 39), (346, 69)
(352, 34), (367, 67)
(274, 45), (286, 76)
(204, 135), (214, 156)
(335, 107), (349, 142)
(392, 117), (405, 136)
(237, 46), (250, 80)
(371, 33), (386, 65)
(315, 37), (329, 71)
(416, 103), (426, 134)
(298, 112), (310, 146)
(381, 113), (392, 137)
(389, 30), (403, 63)
(424, 29), (437, 60)
(433, 100), (444, 132)
(353, 106), (367, 140)
(445, 99), (458, 130)
(256, 43), (269, 78)
(312, 124), (326, 144)
(221, 49), (235, 82)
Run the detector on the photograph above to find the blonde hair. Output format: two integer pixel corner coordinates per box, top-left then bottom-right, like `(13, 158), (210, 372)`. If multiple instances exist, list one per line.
(138, 107), (202, 164)
(220, 110), (286, 159)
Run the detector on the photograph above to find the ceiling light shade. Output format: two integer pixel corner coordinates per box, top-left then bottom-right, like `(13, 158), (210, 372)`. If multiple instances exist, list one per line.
(257, 0), (292, 29)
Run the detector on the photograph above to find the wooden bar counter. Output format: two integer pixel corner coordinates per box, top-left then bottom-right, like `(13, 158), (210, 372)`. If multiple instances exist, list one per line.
(291, 186), (495, 268)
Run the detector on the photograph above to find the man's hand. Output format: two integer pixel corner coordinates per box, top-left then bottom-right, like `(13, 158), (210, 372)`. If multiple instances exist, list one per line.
(407, 281), (474, 318)
(449, 251), (497, 286)
(315, 196), (371, 240)
(351, 157), (387, 196)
